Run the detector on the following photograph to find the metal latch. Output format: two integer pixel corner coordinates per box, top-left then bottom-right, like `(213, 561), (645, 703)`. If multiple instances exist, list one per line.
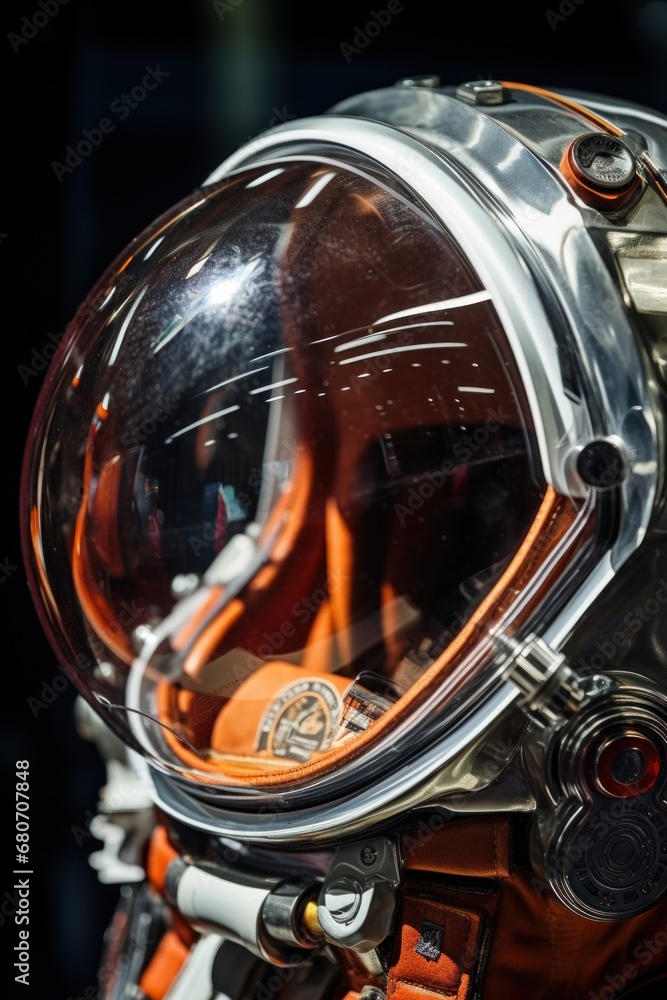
(317, 838), (401, 953)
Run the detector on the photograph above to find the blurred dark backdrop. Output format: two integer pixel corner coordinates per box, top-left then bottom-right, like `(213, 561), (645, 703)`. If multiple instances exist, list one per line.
(2, 1), (667, 997)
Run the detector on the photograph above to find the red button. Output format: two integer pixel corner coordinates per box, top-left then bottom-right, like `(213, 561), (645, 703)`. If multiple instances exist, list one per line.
(594, 735), (661, 798)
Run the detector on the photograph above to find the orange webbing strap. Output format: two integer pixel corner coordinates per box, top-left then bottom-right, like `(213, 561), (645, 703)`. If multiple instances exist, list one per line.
(386, 891), (491, 1000)
(139, 929), (190, 1000)
(394, 818), (667, 1000)
(401, 816), (511, 880)
(379, 818), (509, 999)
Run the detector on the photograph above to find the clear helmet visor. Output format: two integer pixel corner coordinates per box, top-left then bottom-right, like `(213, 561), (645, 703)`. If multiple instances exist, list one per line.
(24, 154), (578, 789)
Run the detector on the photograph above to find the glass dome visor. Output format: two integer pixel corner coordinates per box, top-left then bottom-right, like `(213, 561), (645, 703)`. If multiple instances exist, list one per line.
(23, 153), (589, 792)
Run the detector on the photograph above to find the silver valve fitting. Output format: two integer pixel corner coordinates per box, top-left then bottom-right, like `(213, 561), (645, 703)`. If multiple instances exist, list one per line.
(165, 857), (320, 967)
(164, 838), (402, 965)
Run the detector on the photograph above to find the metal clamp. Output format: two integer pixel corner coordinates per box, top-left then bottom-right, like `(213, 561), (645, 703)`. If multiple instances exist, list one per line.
(500, 633), (588, 727)
(317, 838), (401, 953)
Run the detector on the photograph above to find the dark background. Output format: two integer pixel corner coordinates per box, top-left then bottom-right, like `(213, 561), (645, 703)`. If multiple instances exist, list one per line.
(2, 1), (667, 997)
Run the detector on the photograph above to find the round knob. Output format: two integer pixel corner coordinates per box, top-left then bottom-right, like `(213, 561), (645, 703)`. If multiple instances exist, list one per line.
(561, 132), (640, 210)
(570, 133), (636, 190)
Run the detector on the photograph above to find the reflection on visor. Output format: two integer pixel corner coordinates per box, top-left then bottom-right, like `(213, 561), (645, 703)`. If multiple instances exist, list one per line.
(25, 154), (585, 789)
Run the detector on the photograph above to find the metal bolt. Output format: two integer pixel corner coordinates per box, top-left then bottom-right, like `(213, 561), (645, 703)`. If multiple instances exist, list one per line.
(456, 79), (507, 106)
(499, 633), (586, 726)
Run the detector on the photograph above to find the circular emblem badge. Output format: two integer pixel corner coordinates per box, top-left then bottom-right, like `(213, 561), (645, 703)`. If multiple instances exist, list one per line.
(256, 679), (343, 762)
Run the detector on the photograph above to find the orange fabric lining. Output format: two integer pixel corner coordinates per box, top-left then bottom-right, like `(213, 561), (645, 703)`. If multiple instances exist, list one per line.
(72, 433), (134, 663)
(325, 497), (356, 668)
(146, 825), (179, 895)
(182, 600), (245, 679)
(169, 449), (315, 655)
(155, 486), (588, 786)
(301, 599), (337, 672)
(172, 585), (225, 651)
(89, 458), (126, 577)
(174, 445), (324, 683)
(387, 894), (482, 1000)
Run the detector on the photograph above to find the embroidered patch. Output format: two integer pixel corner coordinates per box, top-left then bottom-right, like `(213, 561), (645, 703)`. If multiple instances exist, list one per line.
(256, 679), (342, 762)
(415, 920), (444, 962)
